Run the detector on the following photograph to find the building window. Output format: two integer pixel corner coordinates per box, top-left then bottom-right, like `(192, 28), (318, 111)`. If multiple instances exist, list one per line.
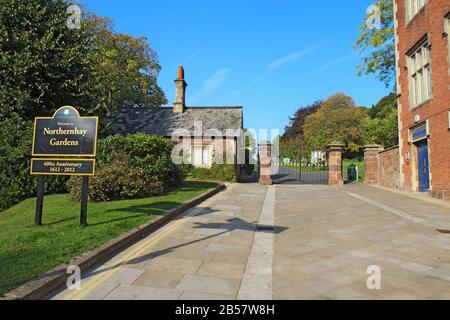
(192, 145), (211, 166)
(411, 123), (428, 142)
(448, 110), (450, 130)
(406, 0), (427, 22)
(407, 40), (431, 108)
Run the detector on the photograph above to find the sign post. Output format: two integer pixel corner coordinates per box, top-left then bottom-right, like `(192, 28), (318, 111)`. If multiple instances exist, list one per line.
(31, 106), (98, 227)
(80, 176), (89, 227)
(35, 175), (45, 226)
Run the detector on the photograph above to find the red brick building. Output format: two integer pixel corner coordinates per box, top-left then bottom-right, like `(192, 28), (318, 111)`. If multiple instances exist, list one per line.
(394, 0), (450, 199)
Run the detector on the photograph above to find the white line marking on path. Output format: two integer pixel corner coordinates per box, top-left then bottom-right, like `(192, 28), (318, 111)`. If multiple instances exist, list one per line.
(237, 185), (274, 300)
(347, 192), (432, 226)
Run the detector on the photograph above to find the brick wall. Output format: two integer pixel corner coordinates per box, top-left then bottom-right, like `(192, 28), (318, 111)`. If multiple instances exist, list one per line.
(378, 147), (401, 190)
(364, 145), (401, 190)
(394, 0), (450, 197)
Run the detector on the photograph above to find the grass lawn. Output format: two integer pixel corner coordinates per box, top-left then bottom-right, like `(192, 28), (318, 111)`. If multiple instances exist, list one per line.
(0, 181), (218, 296)
(279, 164), (328, 173)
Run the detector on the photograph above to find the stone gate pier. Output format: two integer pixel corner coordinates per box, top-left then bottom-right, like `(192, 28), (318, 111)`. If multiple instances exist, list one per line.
(327, 142), (344, 186)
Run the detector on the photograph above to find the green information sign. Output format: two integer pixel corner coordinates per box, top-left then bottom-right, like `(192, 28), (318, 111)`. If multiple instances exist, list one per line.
(31, 106), (98, 227)
(32, 106), (98, 157)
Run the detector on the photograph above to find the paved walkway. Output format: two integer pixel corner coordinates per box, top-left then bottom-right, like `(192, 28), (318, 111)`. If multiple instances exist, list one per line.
(49, 182), (450, 300)
(273, 183), (450, 299)
(51, 183), (268, 300)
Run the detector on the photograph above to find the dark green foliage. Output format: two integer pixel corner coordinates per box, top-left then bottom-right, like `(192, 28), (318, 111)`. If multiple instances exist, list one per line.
(282, 101), (321, 144)
(0, 115), (68, 211)
(0, 0), (97, 120)
(363, 92), (398, 148)
(0, 1), (168, 210)
(67, 133), (184, 202)
(67, 158), (165, 202)
(183, 164), (237, 182)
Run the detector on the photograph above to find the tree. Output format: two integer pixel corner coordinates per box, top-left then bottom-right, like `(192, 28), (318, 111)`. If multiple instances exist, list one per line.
(0, 0), (97, 120)
(242, 128), (255, 150)
(85, 14), (166, 117)
(363, 92), (398, 148)
(354, 0), (395, 88)
(303, 93), (367, 152)
(0, 1), (167, 121)
(282, 101), (321, 144)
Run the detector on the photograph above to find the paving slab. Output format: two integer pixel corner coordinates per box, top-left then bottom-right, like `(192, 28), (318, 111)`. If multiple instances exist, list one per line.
(272, 183), (450, 300)
(50, 183), (267, 300)
(104, 284), (183, 300)
(48, 181), (450, 300)
(175, 275), (240, 296)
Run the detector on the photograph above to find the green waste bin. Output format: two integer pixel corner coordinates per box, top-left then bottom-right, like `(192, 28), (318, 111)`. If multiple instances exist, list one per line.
(347, 163), (357, 181)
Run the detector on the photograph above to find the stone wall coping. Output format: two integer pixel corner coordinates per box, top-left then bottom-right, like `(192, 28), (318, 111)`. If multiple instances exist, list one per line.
(377, 145), (399, 155)
(327, 141), (344, 151)
(363, 144), (384, 152)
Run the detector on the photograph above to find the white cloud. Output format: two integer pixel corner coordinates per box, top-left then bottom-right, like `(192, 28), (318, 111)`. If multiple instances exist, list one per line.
(303, 53), (357, 77)
(266, 39), (331, 72)
(230, 74), (264, 97)
(181, 44), (208, 64)
(189, 68), (232, 104)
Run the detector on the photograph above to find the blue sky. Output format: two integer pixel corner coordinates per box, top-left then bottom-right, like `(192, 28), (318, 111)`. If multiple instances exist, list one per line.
(81, 0), (390, 134)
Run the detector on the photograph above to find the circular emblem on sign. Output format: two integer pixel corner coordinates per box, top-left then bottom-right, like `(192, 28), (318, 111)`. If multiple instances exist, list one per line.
(64, 109), (70, 116)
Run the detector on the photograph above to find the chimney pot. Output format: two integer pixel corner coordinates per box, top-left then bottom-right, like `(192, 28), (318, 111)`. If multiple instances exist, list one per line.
(178, 66), (184, 79)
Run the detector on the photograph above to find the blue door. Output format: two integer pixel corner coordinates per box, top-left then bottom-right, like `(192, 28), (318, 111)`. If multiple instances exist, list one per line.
(417, 141), (430, 192)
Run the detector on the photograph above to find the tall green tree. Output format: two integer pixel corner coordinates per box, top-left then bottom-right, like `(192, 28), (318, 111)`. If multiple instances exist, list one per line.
(354, 0), (395, 88)
(0, 0), (97, 120)
(303, 93), (367, 152)
(85, 14), (166, 117)
(363, 92), (398, 148)
(0, 1), (167, 121)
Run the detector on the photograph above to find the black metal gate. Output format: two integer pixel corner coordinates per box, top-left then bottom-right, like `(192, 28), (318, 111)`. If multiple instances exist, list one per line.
(273, 150), (329, 185)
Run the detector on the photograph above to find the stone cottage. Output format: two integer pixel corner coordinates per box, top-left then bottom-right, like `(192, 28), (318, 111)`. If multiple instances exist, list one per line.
(107, 67), (244, 168)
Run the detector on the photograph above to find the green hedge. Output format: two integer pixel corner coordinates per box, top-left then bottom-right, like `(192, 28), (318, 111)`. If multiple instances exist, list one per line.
(0, 115), (68, 211)
(67, 133), (184, 202)
(183, 163), (237, 182)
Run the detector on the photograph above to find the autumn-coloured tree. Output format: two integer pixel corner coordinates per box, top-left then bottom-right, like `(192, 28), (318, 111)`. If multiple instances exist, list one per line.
(303, 93), (367, 152)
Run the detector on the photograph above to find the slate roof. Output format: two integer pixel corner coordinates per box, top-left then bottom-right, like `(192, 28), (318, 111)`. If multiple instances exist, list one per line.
(107, 106), (244, 137)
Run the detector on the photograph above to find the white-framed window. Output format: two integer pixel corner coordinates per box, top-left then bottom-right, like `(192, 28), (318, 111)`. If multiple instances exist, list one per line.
(192, 145), (211, 166)
(447, 110), (450, 130)
(410, 121), (429, 142)
(406, 0), (427, 22)
(408, 40), (431, 108)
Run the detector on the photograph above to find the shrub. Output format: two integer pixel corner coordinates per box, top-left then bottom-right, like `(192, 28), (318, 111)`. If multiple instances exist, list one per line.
(96, 133), (184, 188)
(67, 157), (164, 202)
(67, 133), (184, 202)
(0, 114), (68, 211)
(184, 163), (237, 182)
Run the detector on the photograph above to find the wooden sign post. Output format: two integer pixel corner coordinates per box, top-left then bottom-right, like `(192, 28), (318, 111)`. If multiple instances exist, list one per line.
(30, 106), (98, 227)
